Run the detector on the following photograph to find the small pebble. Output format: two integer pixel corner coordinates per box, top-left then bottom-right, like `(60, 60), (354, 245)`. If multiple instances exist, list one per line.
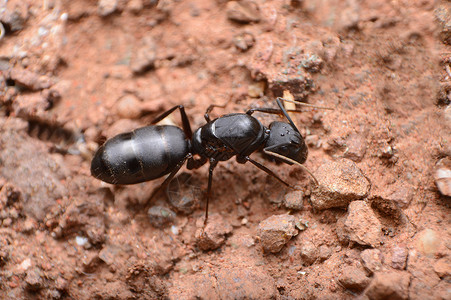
(196, 214), (232, 251)
(435, 4), (451, 44)
(433, 257), (451, 278)
(365, 271), (410, 300)
(318, 245), (332, 262)
(311, 158), (371, 210)
(300, 53), (323, 73)
(338, 266), (370, 292)
(226, 1), (260, 23)
(434, 157), (451, 197)
(305, 135), (320, 148)
(233, 32), (255, 51)
(391, 245), (408, 270)
(127, 0), (144, 14)
(25, 268), (44, 291)
(98, 245), (121, 266)
(170, 225), (179, 235)
(415, 229), (441, 257)
(343, 133), (367, 162)
(75, 236), (89, 247)
(300, 241), (318, 265)
(8, 68), (53, 91)
(283, 190), (304, 210)
(344, 201), (381, 247)
(148, 206), (176, 228)
(360, 249), (383, 274)
(258, 214), (298, 253)
(115, 94), (143, 119)
(82, 252), (100, 272)
(18, 258), (32, 271)
(98, 0), (118, 17)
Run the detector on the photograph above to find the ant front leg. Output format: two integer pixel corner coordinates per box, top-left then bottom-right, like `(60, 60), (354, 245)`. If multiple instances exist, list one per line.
(151, 105), (193, 139)
(204, 158), (218, 226)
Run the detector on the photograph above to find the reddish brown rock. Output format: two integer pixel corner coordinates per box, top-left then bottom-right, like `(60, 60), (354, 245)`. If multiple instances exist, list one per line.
(195, 214), (233, 251)
(258, 214), (298, 253)
(415, 229), (442, 257)
(344, 201), (381, 247)
(9, 68), (53, 91)
(168, 267), (277, 299)
(361, 249), (383, 274)
(391, 246), (408, 270)
(226, 1), (260, 23)
(365, 271), (410, 300)
(311, 159), (371, 210)
(433, 257), (451, 279)
(300, 241), (319, 265)
(338, 266), (370, 292)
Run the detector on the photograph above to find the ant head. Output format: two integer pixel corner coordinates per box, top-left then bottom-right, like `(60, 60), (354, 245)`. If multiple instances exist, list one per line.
(265, 121), (308, 164)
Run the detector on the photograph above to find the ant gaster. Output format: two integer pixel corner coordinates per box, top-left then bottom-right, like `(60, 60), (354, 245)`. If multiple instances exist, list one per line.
(91, 97), (320, 224)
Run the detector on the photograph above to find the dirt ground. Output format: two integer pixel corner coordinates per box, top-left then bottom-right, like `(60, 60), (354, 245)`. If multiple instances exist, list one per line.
(0, 0), (450, 299)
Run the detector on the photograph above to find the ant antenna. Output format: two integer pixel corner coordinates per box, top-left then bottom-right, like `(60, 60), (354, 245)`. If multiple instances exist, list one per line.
(263, 149), (319, 186)
(276, 97), (334, 110)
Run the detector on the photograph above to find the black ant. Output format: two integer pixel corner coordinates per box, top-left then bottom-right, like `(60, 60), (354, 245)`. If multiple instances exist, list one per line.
(91, 97), (325, 224)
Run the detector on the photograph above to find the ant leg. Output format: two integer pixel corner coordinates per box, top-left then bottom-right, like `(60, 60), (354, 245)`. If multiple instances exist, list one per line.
(204, 104), (227, 122)
(204, 159), (218, 226)
(147, 154), (191, 206)
(151, 105), (193, 139)
(263, 145), (318, 185)
(244, 156), (291, 187)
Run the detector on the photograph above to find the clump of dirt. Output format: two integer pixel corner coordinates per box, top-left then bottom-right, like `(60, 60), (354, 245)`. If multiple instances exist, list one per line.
(0, 0), (450, 299)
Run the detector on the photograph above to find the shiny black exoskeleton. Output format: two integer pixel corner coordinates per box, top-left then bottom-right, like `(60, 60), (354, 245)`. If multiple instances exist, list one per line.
(91, 97), (312, 223)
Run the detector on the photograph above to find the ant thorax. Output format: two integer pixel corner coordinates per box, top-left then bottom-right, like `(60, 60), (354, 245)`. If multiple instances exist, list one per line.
(191, 113), (267, 161)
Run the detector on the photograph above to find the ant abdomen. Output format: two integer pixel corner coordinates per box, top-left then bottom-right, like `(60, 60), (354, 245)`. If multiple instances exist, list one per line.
(91, 125), (190, 185)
